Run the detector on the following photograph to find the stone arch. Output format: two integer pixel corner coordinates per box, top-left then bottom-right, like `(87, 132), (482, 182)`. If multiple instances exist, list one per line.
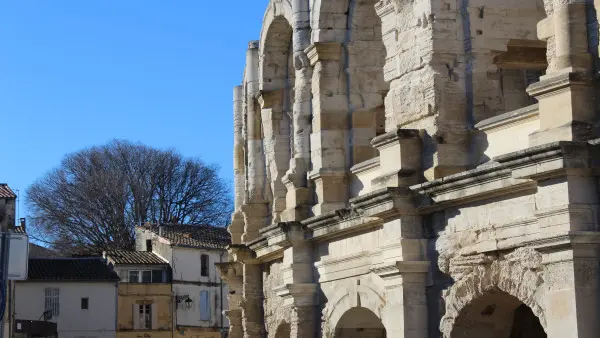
(323, 277), (387, 336)
(334, 307), (386, 338)
(258, 0), (295, 223)
(440, 248), (547, 338)
(260, 0), (294, 91)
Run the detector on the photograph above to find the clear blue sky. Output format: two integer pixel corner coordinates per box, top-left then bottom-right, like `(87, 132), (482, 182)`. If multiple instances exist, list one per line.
(0, 0), (269, 218)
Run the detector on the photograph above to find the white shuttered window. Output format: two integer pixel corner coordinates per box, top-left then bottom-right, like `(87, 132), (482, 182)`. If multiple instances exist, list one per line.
(199, 291), (210, 321)
(44, 288), (60, 317)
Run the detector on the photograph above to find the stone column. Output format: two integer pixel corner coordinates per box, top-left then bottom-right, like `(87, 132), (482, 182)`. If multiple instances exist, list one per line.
(305, 42), (349, 216)
(216, 262), (244, 338)
(230, 85), (245, 245)
(243, 40), (269, 243)
(282, 0), (313, 222)
(233, 247), (266, 338)
(258, 89), (290, 224)
(527, 0), (595, 145)
(376, 262), (429, 338)
(542, 245), (600, 338)
(274, 222), (318, 337)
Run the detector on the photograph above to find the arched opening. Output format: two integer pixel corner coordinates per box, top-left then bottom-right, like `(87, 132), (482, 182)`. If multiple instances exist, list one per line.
(451, 289), (546, 338)
(274, 321), (291, 338)
(260, 15), (294, 223)
(334, 307), (386, 338)
(346, 0), (388, 165)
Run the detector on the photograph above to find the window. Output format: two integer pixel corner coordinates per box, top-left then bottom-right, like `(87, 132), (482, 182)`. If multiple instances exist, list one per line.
(145, 239), (152, 252)
(128, 270), (139, 283)
(151, 270), (163, 283)
(81, 297), (89, 310)
(141, 270), (152, 283)
(200, 254), (209, 277)
(199, 291), (210, 321)
(44, 288), (59, 317)
(128, 269), (164, 283)
(137, 304), (152, 329)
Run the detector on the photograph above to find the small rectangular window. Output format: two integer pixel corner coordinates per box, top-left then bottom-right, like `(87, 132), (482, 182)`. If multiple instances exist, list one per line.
(152, 270), (163, 283)
(128, 270), (139, 283)
(146, 239), (152, 252)
(81, 298), (89, 310)
(200, 254), (209, 277)
(141, 270), (152, 283)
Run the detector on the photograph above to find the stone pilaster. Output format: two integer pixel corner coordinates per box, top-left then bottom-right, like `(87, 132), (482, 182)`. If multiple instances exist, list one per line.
(230, 85), (245, 245)
(242, 41), (270, 243)
(306, 42), (349, 215)
(375, 262), (430, 338)
(528, 1), (595, 145)
(274, 222), (319, 338)
(216, 261), (244, 338)
(258, 89), (290, 224)
(232, 246), (266, 338)
(374, 0), (469, 181)
(282, 0), (313, 223)
(541, 243), (600, 338)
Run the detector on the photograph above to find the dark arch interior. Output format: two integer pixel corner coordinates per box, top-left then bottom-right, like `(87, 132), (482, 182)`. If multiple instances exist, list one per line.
(335, 307), (386, 338)
(451, 289), (546, 338)
(274, 321), (291, 338)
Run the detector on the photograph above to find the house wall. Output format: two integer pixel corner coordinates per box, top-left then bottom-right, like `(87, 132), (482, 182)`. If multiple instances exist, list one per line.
(171, 247), (229, 331)
(15, 281), (117, 338)
(116, 283), (172, 338)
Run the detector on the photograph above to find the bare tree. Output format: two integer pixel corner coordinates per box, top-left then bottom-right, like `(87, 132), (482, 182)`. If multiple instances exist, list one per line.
(27, 140), (232, 254)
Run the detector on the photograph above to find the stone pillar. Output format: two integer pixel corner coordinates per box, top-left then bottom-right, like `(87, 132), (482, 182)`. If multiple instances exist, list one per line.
(371, 129), (422, 189)
(233, 247), (266, 338)
(274, 222), (318, 337)
(527, 1), (595, 145)
(376, 213), (428, 338)
(242, 40), (270, 243)
(305, 42), (349, 216)
(282, 0), (313, 222)
(258, 89), (290, 224)
(374, 0), (469, 180)
(542, 246), (600, 338)
(216, 262), (244, 338)
(376, 262), (429, 338)
(230, 85), (245, 245)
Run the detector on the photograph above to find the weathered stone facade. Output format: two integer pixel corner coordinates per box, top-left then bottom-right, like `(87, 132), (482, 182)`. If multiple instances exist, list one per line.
(220, 0), (600, 337)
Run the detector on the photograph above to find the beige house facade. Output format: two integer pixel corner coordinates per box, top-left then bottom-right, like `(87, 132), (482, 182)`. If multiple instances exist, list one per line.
(220, 0), (600, 337)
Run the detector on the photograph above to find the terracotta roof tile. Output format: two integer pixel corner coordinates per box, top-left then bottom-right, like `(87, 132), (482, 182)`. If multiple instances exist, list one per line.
(27, 258), (120, 281)
(105, 250), (167, 265)
(0, 184), (16, 198)
(139, 224), (230, 249)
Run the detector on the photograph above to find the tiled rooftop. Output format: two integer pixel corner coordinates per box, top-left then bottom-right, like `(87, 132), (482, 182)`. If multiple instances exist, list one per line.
(27, 258), (120, 281)
(105, 250), (167, 265)
(139, 224), (230, 249)
(0, 184), (16, 198)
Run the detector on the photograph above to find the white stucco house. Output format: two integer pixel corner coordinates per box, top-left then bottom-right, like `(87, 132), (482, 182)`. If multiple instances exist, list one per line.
(135, 224), (230, 337)
(14, 258), (119, 338)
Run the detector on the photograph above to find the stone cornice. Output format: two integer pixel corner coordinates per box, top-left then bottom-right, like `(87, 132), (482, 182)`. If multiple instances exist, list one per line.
(527, 71), (591, 98)
(305, 42), (342, 66)
(370, 128), (420, 149)
(257, 89), (285, 109)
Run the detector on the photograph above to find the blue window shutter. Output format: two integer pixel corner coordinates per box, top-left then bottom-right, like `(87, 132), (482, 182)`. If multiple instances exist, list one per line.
(200, 291), (210, 321)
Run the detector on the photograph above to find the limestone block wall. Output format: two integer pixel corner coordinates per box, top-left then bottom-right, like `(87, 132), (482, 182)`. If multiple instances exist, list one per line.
(262, 259), (292, 338)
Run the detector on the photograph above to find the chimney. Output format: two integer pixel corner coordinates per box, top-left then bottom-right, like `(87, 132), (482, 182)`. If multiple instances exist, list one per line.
(19, 218), (26, 232)
(159, 224), (163, 237)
